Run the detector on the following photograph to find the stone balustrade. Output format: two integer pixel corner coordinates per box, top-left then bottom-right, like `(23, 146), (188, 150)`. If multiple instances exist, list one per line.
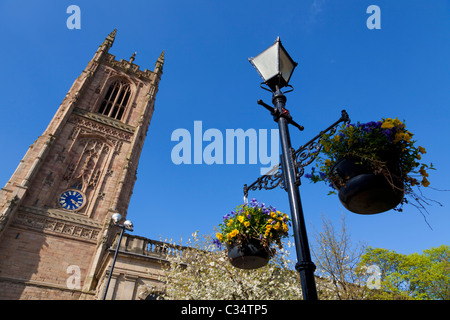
(111, 233), (186, 260)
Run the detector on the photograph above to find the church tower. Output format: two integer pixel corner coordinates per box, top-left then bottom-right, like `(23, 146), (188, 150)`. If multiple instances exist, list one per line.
(0, 30), (163, 299)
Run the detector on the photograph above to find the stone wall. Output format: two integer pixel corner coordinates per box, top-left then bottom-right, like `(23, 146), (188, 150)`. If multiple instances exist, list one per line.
(96, 234), (185, 300)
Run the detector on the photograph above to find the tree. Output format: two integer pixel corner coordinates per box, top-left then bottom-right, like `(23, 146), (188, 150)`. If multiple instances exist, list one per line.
(311, 214), (371, 299)
(156, 232), (303, 300)
(359, 245), (450, 300)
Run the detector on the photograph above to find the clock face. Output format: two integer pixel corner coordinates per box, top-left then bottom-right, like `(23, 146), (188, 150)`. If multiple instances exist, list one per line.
(59, 189), (86, 211)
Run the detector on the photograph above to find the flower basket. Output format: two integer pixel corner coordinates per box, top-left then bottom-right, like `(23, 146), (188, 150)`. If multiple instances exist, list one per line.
(226, 238), (271, 269)
(215, 199), (290, 270)
(330, 158), (404, 214)
(305, 118), (433, 214)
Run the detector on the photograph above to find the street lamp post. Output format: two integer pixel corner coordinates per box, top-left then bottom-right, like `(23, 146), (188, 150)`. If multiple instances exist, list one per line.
(273, 88), (318, 300)
(102, 213), (134, 300)
(245, 38), (350, 300)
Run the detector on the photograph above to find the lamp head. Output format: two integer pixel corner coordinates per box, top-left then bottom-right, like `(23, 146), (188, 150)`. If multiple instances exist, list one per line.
(111, 213), (122, 224)
(123, 220), (134, 231)
(249, 37), (298, 92)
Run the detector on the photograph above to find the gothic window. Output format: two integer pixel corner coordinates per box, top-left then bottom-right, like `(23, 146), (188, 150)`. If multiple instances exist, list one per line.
(72, 181), (83, 190)
(98, 80), (131, 120)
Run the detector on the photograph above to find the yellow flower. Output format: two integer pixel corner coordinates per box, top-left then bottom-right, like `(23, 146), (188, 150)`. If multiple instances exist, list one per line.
(244, 221), (250, 227)
(227, 229), (240, 241)
(404, 132), (412, 142)
(421, 177), (430, 187)
(227, 219), (233, 227)
(265, 224), (272, 231)
(418, 146), (426, 154)
(238, 215), (244, 223)
(273, 222), (281, 231)
(419, 167), (429, 177)
(271, 212), (277, 218)
(268, 219), (274, 224)
(393, 132), (404, 143)
(393, 118), (403, 127)
(282, 223), (289, 232)
(381, 121), (395, 129)
(216, 233), (223, 241)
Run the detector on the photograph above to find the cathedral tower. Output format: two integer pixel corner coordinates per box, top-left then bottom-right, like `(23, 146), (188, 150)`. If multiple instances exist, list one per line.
(0, 30), (163, 299)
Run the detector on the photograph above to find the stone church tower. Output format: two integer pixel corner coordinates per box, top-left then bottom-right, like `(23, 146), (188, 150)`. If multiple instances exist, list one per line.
(0, 30), (164, 299)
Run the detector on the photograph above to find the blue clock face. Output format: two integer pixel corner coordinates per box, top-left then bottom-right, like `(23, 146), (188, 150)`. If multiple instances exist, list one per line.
(59, 189), (85, 211)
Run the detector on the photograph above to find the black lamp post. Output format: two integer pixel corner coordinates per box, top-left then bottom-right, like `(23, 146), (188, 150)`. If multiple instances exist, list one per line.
(102, 213), (134, 300)
(245, 38), (350, 300)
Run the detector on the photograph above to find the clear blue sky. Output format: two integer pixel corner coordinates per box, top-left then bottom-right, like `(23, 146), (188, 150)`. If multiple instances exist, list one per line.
(0, 0), (448, 256)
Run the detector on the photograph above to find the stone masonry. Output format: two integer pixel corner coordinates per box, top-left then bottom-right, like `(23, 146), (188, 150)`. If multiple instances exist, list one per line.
(0, 30), (164, 299)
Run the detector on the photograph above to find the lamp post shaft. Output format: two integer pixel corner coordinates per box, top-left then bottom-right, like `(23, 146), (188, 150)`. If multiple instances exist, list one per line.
(273, 90), (318, 300)
(102, 227), (125, 300)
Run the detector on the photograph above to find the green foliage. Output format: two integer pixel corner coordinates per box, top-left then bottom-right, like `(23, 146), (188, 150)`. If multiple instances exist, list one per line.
(358, 245), (450, 300)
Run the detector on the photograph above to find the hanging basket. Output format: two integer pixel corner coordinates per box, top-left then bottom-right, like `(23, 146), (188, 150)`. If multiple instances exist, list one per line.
(329, 158), (404, 214)
(226, 238), (270, 270)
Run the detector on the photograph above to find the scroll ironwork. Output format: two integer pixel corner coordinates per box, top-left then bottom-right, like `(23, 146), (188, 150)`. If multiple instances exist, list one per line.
(243, 110), (350, 200)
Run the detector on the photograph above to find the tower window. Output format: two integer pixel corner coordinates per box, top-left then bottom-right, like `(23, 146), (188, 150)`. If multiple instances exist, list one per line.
(98, 81), (131, 120)
(72, 181), (83, 190)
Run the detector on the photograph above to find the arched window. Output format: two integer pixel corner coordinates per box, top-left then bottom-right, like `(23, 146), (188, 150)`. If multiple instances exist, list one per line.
(98, 81), (131, 120)
(71, 181), (83, 190)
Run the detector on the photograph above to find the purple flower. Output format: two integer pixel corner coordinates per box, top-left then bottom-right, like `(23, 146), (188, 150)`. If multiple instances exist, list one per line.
(212, 239), (222, 249)
(305, 173), (313, 179)
(382, 129), (394, 141)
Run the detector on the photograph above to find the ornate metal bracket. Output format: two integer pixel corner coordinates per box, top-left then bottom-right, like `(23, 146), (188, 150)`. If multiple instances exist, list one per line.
(243, 110), (350, 201)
